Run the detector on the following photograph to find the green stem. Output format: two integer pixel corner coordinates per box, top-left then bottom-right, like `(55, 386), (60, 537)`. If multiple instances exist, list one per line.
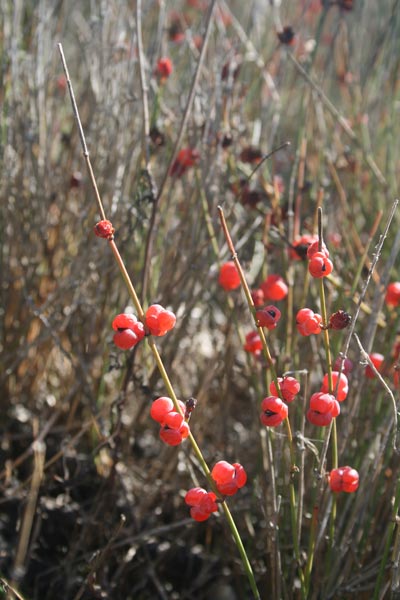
(316, 209), (338, 578)
(304, 502), (319, 593)
(221, 502), (261, 600)
(373, 475), (400, 599)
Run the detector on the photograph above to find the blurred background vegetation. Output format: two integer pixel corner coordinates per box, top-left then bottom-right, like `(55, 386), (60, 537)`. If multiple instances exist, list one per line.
(1, 1), (400, 598)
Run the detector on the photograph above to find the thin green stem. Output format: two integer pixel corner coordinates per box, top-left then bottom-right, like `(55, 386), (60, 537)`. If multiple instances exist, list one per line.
(316, 208), (338, 578)
(221, 502), (261, 600)
(373, 477), (400, 600)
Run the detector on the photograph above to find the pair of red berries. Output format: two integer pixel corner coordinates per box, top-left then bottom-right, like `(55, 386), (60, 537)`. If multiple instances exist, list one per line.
(112, 305), (176, 349)
(306, 392), (340, 426)
(185, 461), (247, 521)
(329, 466), (359, 493)
(307, 239), (333, 279)
(150, 397), (190, 446)
(307, 371), (349, 426)
(260, 377), (300, 427)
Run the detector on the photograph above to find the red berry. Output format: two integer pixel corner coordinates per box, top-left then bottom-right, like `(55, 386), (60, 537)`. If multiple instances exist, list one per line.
(211, 461), (247, 496)
(385, 282), (400, 307)
(150, 397), (175, 423)
(145, 304), (176, 336)
(321, 372), (349, 402)
(260, 396), (288, 427)
(365, 352), (384, 379)
(179, 421), (190, 440)
(329, 310), (352, 330)
(113, 329), (140, 350)
(330, 399), (341, 418)
(333, 356), (353, 375)
(256, 305), (281, 330)
(251, 288), (265, 307)
(244, 331), (263, 355)
(159, 420), (189, 446)
(163, 411), (184, 430)
(310, 392), (335, 414)
(156, 57), (173, 79)
(306, 409), (333, 427)
(159, 427), (182, 446)
(308, 252), (333, 278)
(94, 219), (115, 239)
(185, 487), (218, 521)
(296, 308), (322, 336)
(307, 239), (329, 259)
(270, 376), (300, 403)
(112, 313), (145, 349)
(260, 274), (288, 301)
(329, 466), (359, 493)
(218, 261), (241, 291)
(170, 147), (200, 177)
(289, 234), (318, 261)
(112, 314), (138, 331)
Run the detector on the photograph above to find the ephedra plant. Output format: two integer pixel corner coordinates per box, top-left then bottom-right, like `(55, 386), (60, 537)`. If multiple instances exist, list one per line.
(58, 15), (400, 596)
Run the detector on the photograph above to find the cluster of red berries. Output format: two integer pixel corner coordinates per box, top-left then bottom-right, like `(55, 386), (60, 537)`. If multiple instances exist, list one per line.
(184, 488), (218, 522)
(150, 397), (190, 446)
(112, 305), (176, 349)
(328, 466), (359, 493)
(306, 371), (348, 426)
(296, 308), (322, 336)
(185, 461), (247, 521)
(260, 376), (300, 427)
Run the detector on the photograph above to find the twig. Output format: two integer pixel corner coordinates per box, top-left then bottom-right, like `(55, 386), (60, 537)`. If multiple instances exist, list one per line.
(287, 51), (387, 189)
(354, 333), (398, 452)
(246, 141), (290, 182)
(57, 43), (106, 221)
(0, 578), (26, 600)
(12, 436), (45, 583)
(140, 0), (217, 302)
